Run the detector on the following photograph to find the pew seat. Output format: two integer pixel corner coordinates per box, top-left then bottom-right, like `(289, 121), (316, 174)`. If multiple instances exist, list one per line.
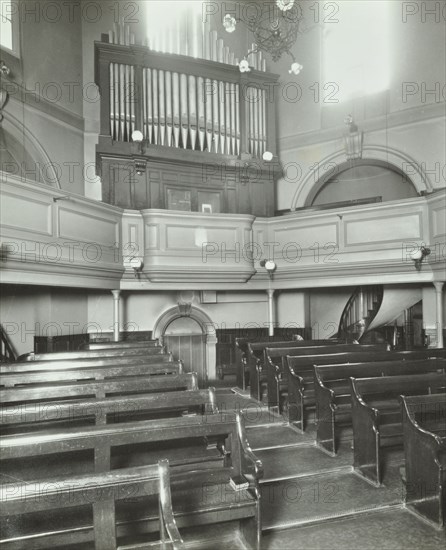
(82, 340), (159, 350)
(401, 393), (446, 527)
(18, 347), (167, 361)
(0, 362), (184, 388)
(1, 460), (185, 550)
(0, 372), (198, 403)
(2, 354), (174, 374)
(287, 349), (446, 431)
(314, 358), (446, 454)
(350, 372), (446, 486)
(0, 413), (262, 549)
(246, 340), (348, 401)
(1, 387), (216, 434)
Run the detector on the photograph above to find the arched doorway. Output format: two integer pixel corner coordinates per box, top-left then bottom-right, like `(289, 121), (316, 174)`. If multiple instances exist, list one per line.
(152, 305), (217, 384)
(163, 316), (206, 383)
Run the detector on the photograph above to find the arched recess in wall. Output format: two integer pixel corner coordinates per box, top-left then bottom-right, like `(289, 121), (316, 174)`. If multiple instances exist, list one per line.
(152, 305), (217, 381)
(291, 146), (432, 209)
(0, 112), (61, 188)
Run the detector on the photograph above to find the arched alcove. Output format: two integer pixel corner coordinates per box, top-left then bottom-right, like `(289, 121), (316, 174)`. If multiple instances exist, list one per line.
(153, 305), (217, 382)
(311, 161), (418, 206)
(291, 146), (432, 210)
(1, 113), (61, 187)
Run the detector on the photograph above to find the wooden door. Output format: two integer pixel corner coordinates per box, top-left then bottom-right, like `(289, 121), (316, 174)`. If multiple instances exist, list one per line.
(163, 318), (206, 384)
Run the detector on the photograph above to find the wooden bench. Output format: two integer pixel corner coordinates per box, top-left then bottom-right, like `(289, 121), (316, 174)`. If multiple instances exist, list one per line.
(350, 372), (446, 486)
(287, 349), (446, 431)
(401, 393), (446, 527)
(315, 358), (446, 454)
(82, 340), (159, 350)
(0, 413), (262, 549)
(247, 339), (347, 401)
(1, 460), (185, 550)
(266, 343), (387, 412)
(18, 347), (167, 361)
(1, 354), (175, 374)
(0, 372), (198, 404)
(235, 335), (305, 390)
(0, 362), (184, 388)
(1, 387), (217, 434)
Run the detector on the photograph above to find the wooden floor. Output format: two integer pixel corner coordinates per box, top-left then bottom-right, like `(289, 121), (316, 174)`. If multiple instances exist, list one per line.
(209, 382), (446, 550)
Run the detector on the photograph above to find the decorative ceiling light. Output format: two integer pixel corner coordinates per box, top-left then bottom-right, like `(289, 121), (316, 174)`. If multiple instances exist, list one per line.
(224, 0), (303, 73)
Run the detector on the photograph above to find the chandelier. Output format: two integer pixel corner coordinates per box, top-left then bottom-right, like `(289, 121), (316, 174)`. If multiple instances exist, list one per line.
(223, 0), (303, 75)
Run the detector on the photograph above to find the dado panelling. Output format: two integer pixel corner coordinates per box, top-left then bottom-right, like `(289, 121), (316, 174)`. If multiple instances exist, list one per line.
(1, 190), (52, 237)
(0, 175), (124, 287)
(137, 210), (256, 282)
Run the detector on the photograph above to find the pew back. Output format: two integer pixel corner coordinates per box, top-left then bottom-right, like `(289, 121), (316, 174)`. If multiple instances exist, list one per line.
(0, 413), (262, 548)
(1, 388), (217, 430)
(286, 350), (446, 430)
(0, 362), (184, 388)
(0, 372), (198, 403)
(350, 372), (446, 485)
(401, 393), (446, 526)
(246, 339), (349, 400)
(1, 460), (185, 550)
(1, 354), (174, 373)
(266, 344), (388, 410)
(314, 358), (446, 454)
(18, 347), (166, 361)
(82, 340), (159, 350)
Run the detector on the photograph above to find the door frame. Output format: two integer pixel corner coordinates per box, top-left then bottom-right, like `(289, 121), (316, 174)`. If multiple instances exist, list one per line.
(152, 305), (217, 380)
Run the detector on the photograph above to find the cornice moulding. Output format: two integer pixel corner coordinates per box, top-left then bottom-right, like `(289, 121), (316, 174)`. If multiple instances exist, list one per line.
(279, 101), (446, 152)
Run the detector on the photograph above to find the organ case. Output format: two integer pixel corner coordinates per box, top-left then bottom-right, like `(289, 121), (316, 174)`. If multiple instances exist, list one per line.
(95, 37), (281, 216)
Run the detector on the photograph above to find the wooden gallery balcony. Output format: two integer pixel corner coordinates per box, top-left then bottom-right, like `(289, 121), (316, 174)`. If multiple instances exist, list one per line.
(94, 39), (282, 216)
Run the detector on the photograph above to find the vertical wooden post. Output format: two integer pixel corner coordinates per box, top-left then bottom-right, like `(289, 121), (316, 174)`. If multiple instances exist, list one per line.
(267, 289), (275, 337)
(433, 282), (444, 348)
(111, 290), (121, 342)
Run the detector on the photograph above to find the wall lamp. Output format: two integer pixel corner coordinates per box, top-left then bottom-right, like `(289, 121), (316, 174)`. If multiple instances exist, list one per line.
(127, 257), (144, 277)
(53, 196), (71, 202)
(411, 246), (430, 270)
(260, 259), (277, 279)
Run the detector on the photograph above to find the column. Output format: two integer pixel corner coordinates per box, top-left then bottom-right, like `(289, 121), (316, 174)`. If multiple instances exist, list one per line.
(111, 290), (121, 342)
(267, 289), (275, 337)
(433, 282), (444, 348)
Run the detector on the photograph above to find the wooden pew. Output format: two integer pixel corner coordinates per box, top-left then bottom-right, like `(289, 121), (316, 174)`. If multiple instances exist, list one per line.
(350, 372), (446, 486)
(1, 413), (262, 549)
(1, 354), (175, 374)
(266, 343), (388, 411)
(0, 362), (184, 388)
(235, 335), (305, 390)
(82, 340), (159, 350)
(18, 347), (167, 361)
(287, 349), (446, 431)
(315, 358), (446, 454)
(247, 339), (347, 401)
(401, 393), (446, 527)
(1, 387), (217, 434)
(0, 372), (198, 404)
(1, 460), (185, 550)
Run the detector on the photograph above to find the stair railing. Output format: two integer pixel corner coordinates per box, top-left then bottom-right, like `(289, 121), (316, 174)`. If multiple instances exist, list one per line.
(338, 286), (384, 341)
(0, 324), (16, 362)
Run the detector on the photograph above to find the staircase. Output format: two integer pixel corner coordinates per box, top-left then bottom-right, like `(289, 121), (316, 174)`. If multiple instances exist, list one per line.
(338, 285), (384, 341)
(0, 324), (16, 362)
